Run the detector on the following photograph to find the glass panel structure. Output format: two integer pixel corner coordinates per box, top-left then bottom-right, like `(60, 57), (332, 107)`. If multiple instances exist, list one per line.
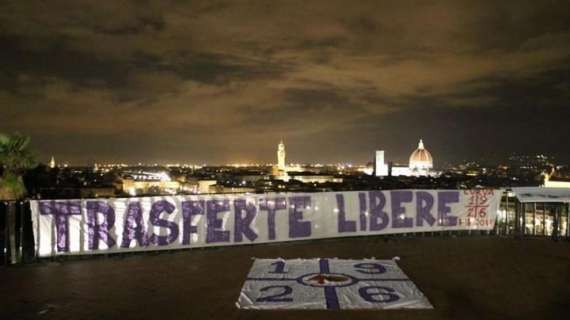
(534, 203), (545, 236)
(544, 204), (556, 237)
(499, 194), (517, 235)
(561, 205), (569, 238)
(525, 203), (535, 235)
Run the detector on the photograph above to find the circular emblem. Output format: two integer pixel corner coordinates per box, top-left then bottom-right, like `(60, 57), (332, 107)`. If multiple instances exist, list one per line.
(297, 273), (357, 288)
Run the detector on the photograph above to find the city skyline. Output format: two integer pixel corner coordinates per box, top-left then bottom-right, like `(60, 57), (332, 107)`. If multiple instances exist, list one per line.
(2, 1), (570, 164)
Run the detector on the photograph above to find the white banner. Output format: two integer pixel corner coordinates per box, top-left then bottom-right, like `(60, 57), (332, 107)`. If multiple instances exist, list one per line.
(237, 258), (433, 310)
(30, 189), (500, 257)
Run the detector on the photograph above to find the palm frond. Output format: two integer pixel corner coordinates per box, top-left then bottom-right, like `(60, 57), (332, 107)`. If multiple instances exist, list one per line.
(0, 133), (36, 170)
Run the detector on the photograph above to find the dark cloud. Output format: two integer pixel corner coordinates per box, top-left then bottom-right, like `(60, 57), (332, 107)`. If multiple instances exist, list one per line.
(1, 0), (569, 165)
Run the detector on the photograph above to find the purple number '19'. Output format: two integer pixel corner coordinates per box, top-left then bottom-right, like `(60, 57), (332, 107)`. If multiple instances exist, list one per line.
(256, 285), (293, 302)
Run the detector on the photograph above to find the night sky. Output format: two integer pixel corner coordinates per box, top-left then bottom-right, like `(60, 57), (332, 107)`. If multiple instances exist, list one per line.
(1, 0), (569, 166)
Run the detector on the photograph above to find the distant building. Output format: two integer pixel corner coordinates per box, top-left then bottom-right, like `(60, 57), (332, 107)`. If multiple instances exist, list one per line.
(409, 139), (434, 176)
(277, 140), (286, 171)
(49, 156), (56, 169)
(374, 151), (389, 177)
(543, 172), (570, 188)
(210, 185), (256, 194)
(186, 179), (218, 194)
(289, 173), (343, 184)
(80, 187), (116, 198)
(376, 139), (436, 177)
(117, 169), (180, 196)
(391, 165), (411, 177)
(273, 140), (290, 180)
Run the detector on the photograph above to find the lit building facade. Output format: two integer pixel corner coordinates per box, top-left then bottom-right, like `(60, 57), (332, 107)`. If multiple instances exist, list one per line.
(374, 151), (389, 176)
(118, 170), (181, 196)
(375, 139), (436, 177)
(543, 172), (570, 188)
(408, 139), (433, 176)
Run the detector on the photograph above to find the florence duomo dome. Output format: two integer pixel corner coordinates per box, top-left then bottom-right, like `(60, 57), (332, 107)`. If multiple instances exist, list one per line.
(409, 139), (433, 172)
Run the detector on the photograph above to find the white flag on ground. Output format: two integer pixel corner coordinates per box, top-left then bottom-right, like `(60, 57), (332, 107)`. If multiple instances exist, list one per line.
(237, 258), (433, 310)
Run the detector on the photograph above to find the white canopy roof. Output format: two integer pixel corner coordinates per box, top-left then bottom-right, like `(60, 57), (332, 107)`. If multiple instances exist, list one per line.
(512, 187), (570, 203)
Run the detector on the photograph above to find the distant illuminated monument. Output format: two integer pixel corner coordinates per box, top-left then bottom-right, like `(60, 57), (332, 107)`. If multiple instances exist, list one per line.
(49, 156), (56, 169)
(273, 140), (291, 180)
(374, 150), (389, 176)
(376, 139), (436, 177)
(277, 140), (286, 171)
(409, 139), (433, 174)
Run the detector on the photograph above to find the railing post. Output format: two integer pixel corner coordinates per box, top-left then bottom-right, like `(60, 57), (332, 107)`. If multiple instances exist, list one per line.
(504, 192), (509, 236)
(514, 200), (518, 237)
(7, 200), (17, 264)
(18, 201), (24, 261)
(552, 205), (560, 241)
(2, 202), (7, 265)
(522, 202), (525, 237)
(22, 200), (35, 263)
(566, 203), (570, 241)
(515, 200), (523, 239)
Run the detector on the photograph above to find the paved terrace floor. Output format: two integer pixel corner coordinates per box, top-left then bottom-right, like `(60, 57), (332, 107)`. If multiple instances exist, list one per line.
(1, 237), (569, 320)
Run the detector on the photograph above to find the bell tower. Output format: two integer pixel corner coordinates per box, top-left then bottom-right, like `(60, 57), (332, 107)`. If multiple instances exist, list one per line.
(277, 140), (286, 171)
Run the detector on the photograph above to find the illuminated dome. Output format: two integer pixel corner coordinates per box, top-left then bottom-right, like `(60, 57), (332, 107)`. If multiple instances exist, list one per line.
(409, 139), (433, 171)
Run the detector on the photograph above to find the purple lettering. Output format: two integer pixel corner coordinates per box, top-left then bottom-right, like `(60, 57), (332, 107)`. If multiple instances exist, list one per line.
(336, 194), (356, 233)
(288, 196), (312, 238)
(206, 200), (230, 243)
(358, 192), (367, 231)
(148, 200), (179, 246)
(181, 200), (204, 245)
(120, 202), (148, 248)
(86, 201), (116, 250)
(234, 199), (258, 242)
(438, 191), (459, 226)
(416, 191), (435, 226)
(259, 198), (287, 240)
(391, 191), (414, 228)
(39, 200), (81, 252)
(368, 191), (389, 231)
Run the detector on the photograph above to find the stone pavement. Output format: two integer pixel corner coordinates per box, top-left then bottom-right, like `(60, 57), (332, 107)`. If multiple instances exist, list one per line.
(1, 237), (568, 320)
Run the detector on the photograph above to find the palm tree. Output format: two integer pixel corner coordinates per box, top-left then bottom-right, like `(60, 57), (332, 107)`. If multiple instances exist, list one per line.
(0, 133), (35, 264)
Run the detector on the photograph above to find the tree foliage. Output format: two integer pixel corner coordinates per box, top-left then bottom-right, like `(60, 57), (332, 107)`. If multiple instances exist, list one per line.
(0, 133), (36, 200)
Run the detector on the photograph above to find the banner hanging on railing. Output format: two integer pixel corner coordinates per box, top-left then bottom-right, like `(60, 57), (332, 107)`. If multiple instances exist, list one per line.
(30, 189), (500, 257)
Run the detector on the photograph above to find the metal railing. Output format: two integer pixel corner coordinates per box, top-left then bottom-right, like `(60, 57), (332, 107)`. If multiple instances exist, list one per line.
(1, 200), (34, 265)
